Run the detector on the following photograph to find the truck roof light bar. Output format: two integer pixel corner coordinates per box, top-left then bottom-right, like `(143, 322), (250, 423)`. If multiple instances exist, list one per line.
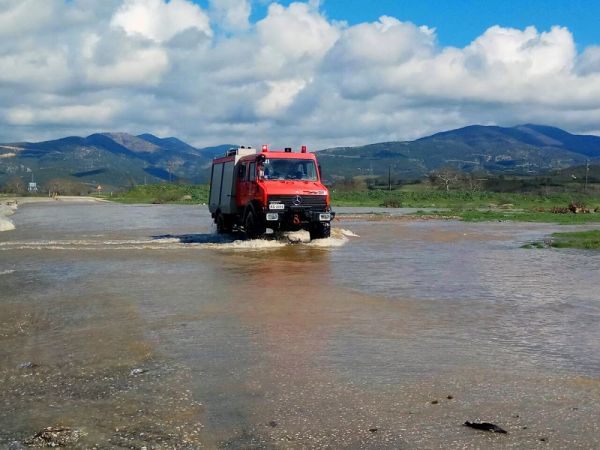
(301, 145), (307, 153)
(262, 144), (269, 152)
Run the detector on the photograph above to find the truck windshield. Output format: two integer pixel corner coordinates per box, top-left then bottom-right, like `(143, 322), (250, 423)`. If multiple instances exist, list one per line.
(262, 158), (318, 181)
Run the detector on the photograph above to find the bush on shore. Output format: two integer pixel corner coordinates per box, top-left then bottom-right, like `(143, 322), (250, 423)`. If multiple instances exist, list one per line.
(112, 184), (209, 204)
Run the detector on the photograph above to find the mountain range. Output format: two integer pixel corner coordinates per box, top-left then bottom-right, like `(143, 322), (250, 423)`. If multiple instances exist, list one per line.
(318, 124), (600, 180)
(1, 124), (599, 190)
(0, 132), (234, 190)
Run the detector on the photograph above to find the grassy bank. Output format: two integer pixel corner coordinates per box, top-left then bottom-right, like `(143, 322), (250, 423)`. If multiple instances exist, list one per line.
(550, 230), (600, 249)
(418, 209), (600, 224)
(111, 184), (600, 210)
(110, 184), (209, 204)
(330, 189), (600, 209)
(332, 188), (600, 224)
(524, 230), (600, 249)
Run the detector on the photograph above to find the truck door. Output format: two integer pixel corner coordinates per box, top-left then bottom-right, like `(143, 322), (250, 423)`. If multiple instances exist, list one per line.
(248, 162), (258, 199)
(235, 162), (248, 208)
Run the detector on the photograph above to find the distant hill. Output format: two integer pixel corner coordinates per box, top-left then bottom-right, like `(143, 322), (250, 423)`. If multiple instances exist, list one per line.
(0, 132), (236, 190)
(2, 124), (599, 191)
(318, 124), (600, 179)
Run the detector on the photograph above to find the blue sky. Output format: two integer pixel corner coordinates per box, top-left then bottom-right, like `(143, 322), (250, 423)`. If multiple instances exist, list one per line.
(319, 0), (598, 48)
(197, 0), (599, 48)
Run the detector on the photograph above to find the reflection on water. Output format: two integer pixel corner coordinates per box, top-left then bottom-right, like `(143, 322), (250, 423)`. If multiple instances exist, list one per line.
(1, 203), (599, 448)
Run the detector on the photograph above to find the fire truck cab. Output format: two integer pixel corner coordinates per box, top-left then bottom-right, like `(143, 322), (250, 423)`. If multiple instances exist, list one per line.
(209, 145), (334, 239)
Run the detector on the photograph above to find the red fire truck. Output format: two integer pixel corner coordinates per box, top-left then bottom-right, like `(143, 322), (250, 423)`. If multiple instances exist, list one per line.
(209, 145), (334, 240)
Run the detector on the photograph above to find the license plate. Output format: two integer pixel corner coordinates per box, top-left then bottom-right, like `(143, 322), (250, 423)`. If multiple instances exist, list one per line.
(269, 203), (285, 210)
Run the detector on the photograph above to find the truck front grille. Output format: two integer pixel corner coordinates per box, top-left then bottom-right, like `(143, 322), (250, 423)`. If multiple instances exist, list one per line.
(268, 195), (327, 209)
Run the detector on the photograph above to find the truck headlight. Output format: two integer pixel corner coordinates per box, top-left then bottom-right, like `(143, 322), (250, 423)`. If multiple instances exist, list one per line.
(266, 213), (279, 221)
(319, 213), (331, 221)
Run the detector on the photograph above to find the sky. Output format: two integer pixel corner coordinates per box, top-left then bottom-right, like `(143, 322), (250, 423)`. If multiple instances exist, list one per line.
(1, 0), (599, 148)
(262, 0), (600, 49)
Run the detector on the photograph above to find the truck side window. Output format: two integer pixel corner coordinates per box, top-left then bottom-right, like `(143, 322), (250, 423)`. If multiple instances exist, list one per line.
(248, 162), (256, 181)
(237, 164), (246, 180)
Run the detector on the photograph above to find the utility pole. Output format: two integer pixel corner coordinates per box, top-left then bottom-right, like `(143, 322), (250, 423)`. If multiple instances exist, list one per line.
(167, 161), (174, 183)
(585, 159), (590, 193)
(388, 166), (392, 191)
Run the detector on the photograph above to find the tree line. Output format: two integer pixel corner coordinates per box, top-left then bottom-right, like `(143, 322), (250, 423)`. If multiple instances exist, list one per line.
(0, 177), (95, 196)
(332, 166), (599, 195)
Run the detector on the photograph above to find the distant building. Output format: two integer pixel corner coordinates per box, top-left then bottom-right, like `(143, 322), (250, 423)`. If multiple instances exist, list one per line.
(28, 181), (38, 193)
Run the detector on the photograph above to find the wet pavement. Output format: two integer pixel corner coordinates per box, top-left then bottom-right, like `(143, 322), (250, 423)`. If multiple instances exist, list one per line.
(1, 202), (599, 449)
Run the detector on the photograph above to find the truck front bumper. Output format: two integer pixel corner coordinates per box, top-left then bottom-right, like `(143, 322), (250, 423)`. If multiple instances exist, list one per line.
(264, 209), (335, 223)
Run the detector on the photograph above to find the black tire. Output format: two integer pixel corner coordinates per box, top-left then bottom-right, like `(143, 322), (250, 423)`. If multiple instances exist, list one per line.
(216, 212), (232, 234)
(244, 209), (265, 239)
(309, 222), (331, 240)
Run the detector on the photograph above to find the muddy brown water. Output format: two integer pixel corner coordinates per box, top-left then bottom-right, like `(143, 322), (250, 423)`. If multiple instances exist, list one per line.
(1, 203), (599, 449)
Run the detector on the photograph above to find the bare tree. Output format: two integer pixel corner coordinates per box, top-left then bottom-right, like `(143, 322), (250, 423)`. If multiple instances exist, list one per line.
(465, 172), (485, 192)
(429, 167), (460, 192)
(46, 178), (90, 196)
(2, 177), (25, 194)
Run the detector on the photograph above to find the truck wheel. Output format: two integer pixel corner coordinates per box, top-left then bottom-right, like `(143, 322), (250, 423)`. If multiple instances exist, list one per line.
(310, 222), (331, 240)
(216, 212), (232, 234)
(244, 209), (265, 239)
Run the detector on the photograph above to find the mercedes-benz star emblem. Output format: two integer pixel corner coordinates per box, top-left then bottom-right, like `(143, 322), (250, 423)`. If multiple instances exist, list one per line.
(293, 195), (302, 205)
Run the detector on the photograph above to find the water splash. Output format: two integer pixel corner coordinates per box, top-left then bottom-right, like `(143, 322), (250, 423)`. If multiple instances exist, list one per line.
(338, 228), (360, 238)
(0, 227), (358, 251)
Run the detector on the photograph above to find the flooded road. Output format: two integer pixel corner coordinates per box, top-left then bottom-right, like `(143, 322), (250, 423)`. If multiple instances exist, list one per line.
(1, 202), (599, 449)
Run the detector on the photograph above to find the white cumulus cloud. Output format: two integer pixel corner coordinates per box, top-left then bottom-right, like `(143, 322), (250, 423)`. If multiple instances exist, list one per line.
(209, 0), (251, 31)
(111, 0), (212, 42)
(0, 0), (599, 148)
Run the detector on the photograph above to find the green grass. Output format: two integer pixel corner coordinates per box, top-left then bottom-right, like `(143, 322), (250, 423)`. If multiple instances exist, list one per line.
(419, 209), (600, 224)
(550, 230), (600, 249)
(331, 188), (600, 224)
(330, 189), (600, 209)
(523, 229), (600, 249)
(110, 184), (209, 204)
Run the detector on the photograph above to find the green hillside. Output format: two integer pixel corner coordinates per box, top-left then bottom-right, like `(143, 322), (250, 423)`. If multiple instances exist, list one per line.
(0, 133), (233, 192)
(319, 124), (600, 180)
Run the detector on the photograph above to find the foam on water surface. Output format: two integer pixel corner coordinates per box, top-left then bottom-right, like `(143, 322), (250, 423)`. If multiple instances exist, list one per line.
(0, 201), (18, 232)
(0, 217), (15, 232)
(0, 227), (357, 251)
